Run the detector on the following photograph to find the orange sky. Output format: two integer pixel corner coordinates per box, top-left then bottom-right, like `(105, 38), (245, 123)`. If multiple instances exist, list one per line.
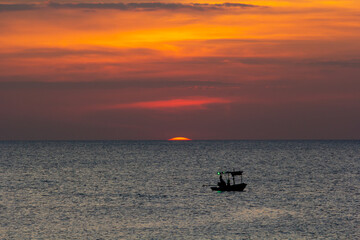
(0, 1), (359, 140)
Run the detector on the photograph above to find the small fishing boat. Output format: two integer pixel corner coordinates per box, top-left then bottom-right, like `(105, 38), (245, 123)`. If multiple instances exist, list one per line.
(211, 170), (247, 191)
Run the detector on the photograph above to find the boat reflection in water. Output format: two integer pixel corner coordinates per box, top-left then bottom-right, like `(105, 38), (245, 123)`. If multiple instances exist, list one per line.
(211, 170), (247, 192)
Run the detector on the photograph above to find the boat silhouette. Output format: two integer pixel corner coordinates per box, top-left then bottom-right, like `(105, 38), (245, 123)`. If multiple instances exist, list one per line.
(211, 170), (247, 191)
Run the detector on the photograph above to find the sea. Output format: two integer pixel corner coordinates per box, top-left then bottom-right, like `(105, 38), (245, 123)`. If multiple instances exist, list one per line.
(0, 140), (359, 239)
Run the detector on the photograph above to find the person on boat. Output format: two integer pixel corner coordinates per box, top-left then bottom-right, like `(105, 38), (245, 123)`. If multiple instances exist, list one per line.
(218, 175), (226, 188)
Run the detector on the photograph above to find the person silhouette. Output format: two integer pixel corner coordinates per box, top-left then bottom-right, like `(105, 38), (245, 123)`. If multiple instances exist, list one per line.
(218, 174), (226, 187)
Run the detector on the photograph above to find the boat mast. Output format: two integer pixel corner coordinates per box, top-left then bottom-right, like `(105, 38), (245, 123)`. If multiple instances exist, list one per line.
(232, 168), (235, 185)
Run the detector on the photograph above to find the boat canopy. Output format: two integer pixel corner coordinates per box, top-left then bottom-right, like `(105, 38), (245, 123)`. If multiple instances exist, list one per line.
(217, 170), (243, 176)
(226, 171), (243, 176)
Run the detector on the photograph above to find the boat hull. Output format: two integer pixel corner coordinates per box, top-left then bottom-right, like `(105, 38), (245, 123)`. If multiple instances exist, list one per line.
(211, 183), (247, 192)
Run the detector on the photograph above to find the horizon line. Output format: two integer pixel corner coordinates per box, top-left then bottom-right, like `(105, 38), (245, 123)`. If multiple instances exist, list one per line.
(1, 139), (359, 142)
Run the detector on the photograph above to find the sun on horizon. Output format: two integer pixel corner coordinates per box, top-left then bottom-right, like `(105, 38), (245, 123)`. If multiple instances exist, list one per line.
(168, 137), (192, 141)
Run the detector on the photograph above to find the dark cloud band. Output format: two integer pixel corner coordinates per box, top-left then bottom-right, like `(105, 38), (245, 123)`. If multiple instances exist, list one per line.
(0, 4), (37, 12)
(0, 79), (236, 90)
(0, 2), (259, 12)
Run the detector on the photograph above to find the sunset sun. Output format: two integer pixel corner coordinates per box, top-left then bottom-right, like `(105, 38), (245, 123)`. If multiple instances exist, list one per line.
(168, 137), (192, 141)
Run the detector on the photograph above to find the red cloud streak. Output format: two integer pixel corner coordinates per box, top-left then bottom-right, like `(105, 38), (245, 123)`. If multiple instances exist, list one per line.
(101, 97), (231, 110)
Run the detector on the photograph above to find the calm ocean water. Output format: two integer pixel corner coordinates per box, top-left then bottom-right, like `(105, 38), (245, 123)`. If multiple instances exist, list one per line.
(0, 140), (359, 239)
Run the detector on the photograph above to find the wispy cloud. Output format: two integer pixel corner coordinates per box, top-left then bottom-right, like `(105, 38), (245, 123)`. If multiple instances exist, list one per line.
(0, 4), (37, 12)
(0, 79), (235, 90)
(0, 2), (260, 12)
(48, 2), (260, 11)
(0, 47), (158, 58)
(100, 97), (232, 110)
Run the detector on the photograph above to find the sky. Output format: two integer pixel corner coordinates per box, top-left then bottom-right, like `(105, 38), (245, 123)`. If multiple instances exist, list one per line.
(0, 0), (359, 140)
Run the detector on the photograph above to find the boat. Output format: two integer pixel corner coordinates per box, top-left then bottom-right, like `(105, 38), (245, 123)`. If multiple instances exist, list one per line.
(211, 170), (247, 191)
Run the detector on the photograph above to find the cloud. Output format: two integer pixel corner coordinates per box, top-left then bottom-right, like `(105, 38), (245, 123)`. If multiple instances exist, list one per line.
(0, 4), (37, 12)
(4, 48), (359, 68)
(0, 2), (260, 12)
(48, 2), (259, 11)
(0, 79), (236, 90)
(310, 59), (360, 68)
(162, 56), (360, 68)
(100, 97), (232, 110)
(0, 47), (158, 58)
